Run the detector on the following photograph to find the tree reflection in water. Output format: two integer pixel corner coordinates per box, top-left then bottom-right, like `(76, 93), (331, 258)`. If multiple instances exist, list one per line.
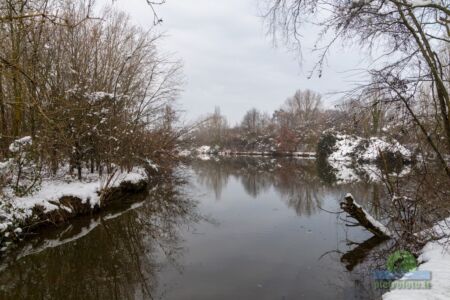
(192, 156), (383, 217)
(0, 177), (201, 300)
(0, 158), (400, 300)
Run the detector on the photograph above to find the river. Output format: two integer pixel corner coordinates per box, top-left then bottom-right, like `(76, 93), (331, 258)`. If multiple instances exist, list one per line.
(0, 157), (389, 299)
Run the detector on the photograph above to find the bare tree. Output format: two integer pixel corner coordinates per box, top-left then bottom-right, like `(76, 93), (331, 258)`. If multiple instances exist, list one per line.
(241, 108), (263, 136)
(0, 0), (182, 187)
(263, 0), (450, 174)
(193, 107), (228, 147)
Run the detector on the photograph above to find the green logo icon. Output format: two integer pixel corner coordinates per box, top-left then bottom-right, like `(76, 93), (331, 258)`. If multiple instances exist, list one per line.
(386, 250), (417, 274)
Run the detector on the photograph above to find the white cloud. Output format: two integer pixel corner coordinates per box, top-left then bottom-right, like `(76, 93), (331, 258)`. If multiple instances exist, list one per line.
(106, 0), (368, 124)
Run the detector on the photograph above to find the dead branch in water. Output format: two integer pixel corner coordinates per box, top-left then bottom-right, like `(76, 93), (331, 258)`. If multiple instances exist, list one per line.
(340, 194), (391, 239)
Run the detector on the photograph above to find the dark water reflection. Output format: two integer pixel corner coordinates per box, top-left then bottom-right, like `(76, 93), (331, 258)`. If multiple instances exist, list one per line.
(0, 157), (388, 299)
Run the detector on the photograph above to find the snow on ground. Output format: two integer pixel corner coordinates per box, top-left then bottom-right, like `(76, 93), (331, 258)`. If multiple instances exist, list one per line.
(109, 167), (147, 187)
(11, 180), (100, 213)
(383, 220), (450, 300)
(10, 167), (147, 211)
(0, 167), (148, 244)
(382, 217), (450, 299)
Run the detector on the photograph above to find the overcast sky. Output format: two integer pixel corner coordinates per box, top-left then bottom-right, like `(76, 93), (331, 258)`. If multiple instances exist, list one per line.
(110, 0), (368, 125)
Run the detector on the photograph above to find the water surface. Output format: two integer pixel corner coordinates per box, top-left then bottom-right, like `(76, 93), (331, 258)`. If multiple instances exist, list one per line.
(0, 157), (387, 299)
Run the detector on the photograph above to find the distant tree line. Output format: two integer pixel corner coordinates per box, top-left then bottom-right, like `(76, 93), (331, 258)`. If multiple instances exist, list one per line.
(192, 88), (416, 152)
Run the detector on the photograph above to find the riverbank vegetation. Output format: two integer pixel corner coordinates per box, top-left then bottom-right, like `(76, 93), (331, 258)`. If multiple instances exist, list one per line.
(0, 0), (182, 247)
(190, 87), (426, 156)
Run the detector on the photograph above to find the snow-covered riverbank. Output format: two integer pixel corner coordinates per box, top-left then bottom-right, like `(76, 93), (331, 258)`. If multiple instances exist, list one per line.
(343, 195), (450, 300)
(0, 167), (149, 251)
(383, 220), (450, 300)
(327, 134), (411, 162)
(317, 132), (413, 184)
(383, 242), (450, 300)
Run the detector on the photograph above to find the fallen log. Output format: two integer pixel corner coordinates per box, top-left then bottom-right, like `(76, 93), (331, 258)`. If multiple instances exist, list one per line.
(340, 193), (392, 238)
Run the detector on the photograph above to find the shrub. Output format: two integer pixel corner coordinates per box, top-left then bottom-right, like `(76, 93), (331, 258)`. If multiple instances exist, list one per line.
(317, 132), (337, 159)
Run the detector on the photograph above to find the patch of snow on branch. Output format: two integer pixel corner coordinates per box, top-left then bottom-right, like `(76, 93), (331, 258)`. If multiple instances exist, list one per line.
(145, 159), (159, 172)
(8, 136), (32, 153)
(178, 150), (192, 157)
(87, 91), (115, 102)
(197, 145), (211, 154)
(409, 0), (433, 7)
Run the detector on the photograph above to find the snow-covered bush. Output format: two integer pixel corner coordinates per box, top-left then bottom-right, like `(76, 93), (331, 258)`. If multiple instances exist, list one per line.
(0, 159), (12, 185)
(316, 131), (413, 184)
(0, 198), (26, 247)
(7, 137), (41, 196)
(318, 132), (411, 164)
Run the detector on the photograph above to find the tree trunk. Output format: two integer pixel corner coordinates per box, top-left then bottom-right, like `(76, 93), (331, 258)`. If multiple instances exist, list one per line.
(0, 73), (7, 156)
